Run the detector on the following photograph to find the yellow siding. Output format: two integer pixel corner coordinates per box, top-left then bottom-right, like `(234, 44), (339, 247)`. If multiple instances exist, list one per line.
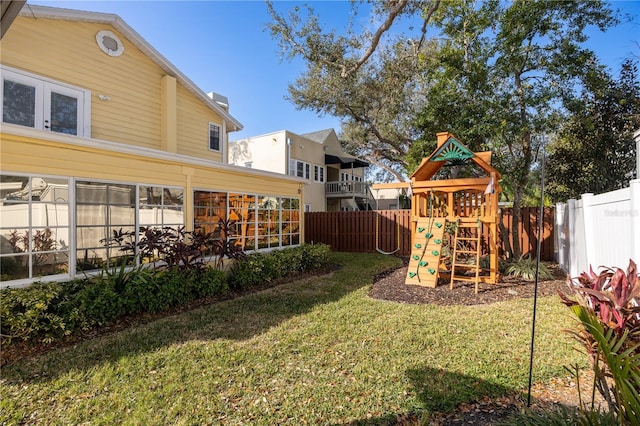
(0, 15), (230, 161)
(176, 84), (223, 162)
(1, 17), (163, 149)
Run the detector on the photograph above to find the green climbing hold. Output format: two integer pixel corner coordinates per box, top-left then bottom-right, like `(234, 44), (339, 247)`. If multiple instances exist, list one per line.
(419, 261), (428, 267)
(434, 239), (441, 244)
(409, 272), (417, 278)
(425, 233), (433, 238)
(432, 250), (439, 256)
(415, 243), (422, 249)
(428, 268), (436, 275)
(435, 222), (443, 228)
(417, 227), (425, 233)
(412, 255), (419, 260)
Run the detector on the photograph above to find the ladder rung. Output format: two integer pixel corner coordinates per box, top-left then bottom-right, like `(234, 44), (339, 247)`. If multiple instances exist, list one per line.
(451, 276), (481, 283)
(455, 250), (479, 254)
(456, 237), (479, 241)
(452, 264), (478, 269)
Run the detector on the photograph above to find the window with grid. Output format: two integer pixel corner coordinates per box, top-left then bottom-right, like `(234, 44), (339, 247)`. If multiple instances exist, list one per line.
(0, 174), (70, 282)
(209, 123), (221, 151)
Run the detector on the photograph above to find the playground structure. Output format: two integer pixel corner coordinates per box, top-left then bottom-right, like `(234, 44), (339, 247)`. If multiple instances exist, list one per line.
(405, 132), (502, 292)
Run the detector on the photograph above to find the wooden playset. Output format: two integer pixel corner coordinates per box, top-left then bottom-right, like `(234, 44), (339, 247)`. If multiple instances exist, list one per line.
(405, 132), (502, 292)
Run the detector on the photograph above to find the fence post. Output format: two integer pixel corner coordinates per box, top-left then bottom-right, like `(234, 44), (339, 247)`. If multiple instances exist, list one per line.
(631, 179), (640, 265)
(581, 193), (597, 273)
(567, 199), (579, 277)
(554, 203), (565, 268)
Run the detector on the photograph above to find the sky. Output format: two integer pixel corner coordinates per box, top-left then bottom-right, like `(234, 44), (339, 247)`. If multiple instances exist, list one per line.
(26, 0), (640, 142)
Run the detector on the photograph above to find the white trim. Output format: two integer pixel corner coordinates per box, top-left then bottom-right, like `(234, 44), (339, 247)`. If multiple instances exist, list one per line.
(1, 65), (91, 137)
(2, 124), (306, 184)
(208, 122), (221, 153)
(19, 5), (243, 132)
(95, 29), (125, 57)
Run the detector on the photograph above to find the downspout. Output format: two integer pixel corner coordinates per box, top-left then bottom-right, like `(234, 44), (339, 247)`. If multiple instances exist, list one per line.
(286, 137), (292, 175)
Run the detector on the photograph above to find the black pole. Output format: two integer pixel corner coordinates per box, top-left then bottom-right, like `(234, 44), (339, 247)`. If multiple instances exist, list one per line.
(527, 146), (546, 407)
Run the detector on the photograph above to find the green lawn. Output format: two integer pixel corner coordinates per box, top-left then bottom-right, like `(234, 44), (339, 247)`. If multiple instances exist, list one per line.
(0, 252), (584, 425)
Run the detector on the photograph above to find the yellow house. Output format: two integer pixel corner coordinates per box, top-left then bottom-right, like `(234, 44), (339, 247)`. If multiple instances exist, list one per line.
(0, 5), (304, 287)
(230, 128), (373, 212)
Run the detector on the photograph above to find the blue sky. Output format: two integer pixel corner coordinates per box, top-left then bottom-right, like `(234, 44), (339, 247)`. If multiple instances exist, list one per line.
(27, 1), (640, 141)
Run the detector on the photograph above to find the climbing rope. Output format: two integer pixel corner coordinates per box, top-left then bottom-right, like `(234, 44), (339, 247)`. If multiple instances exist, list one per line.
(375, 213), (400, 255)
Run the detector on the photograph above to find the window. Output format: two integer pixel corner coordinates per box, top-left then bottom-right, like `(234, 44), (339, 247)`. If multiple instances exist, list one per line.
(314, 165), (325, 183)
(76, 181), (184, 271)
(0, 174), (71, 282)
(1, 66), (89, 137)
(194, 190), (300, 253)
(209, 123), (221, 151)
(289, 159), (311, 179)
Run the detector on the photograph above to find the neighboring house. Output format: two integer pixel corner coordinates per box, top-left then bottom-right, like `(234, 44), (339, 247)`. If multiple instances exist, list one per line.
(370, 184), (411, 210)
(0, 5), (304, 287)
(230, 128), (374, 212)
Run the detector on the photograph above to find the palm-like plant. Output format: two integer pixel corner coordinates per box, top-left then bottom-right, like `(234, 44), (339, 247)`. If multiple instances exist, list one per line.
(559, 260), (640, 425)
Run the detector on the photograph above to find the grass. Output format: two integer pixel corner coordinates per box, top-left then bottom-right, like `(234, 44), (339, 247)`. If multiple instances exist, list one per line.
(0, 252), (585, 425)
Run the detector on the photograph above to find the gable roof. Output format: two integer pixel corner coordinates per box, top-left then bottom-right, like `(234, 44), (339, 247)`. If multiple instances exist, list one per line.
(301, 128), (334, 144)
(411, 132), (500, 181)
(18, 5), (242, 132)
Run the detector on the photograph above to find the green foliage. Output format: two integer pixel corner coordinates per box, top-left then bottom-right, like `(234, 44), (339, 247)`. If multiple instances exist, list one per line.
(547, 60), (640, 201)
(504, 257), (553, 281)
(228, 244), (331, 290)
(559, 260), (640, 424)
(1, 245), (329, 344)
(0, 282), (70, 342)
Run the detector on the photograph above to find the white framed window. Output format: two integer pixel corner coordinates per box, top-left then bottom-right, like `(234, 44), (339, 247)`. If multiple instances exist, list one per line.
(1, 66), (90, 137)
(314, 165), (325, 183)
(209, 123), (221, 152)
(289, 159), (311, 179)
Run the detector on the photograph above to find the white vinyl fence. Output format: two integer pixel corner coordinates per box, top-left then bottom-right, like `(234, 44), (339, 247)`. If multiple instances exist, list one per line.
(555, 179), (640, 277)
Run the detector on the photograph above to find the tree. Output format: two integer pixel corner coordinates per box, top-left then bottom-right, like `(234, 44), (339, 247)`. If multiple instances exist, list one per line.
(267, 1), (441, 181)
(269, 0), (619, 258)
(546, 59), (640, 201)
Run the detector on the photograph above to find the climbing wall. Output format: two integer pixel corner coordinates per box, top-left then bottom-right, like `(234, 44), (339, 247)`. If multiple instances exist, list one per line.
(405, 218), (446, 287)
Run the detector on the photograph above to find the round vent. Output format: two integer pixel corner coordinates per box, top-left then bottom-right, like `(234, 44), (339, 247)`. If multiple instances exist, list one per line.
(96, 30), (124, 57)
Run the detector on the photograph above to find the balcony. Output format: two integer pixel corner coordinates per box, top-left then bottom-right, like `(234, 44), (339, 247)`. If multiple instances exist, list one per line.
(325, 181), (370, 198)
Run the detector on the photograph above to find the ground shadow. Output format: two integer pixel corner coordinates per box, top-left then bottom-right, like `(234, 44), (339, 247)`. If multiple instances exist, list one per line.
(332, 366), (519, 425)
(2, 255), (395, 384)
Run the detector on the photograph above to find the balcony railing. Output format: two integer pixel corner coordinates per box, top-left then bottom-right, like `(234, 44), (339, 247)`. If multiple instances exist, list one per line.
(325, 181), (369, 197)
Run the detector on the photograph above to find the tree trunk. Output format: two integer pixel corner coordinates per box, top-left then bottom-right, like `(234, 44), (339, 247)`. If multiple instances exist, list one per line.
(498, 208), (513, 259)
(511, 190), (523, 259)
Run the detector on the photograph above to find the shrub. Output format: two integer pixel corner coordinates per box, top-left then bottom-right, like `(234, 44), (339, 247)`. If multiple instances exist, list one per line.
(559, 259), (640, 425)
(228, 244), (331, 291)
(73, 278), (125, 328)
(0, 282), (70, 343)
(504, 256), (553, 281)
(188, 267), (228, 299)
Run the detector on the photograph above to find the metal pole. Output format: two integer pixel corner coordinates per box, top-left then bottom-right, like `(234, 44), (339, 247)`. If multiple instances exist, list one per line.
(527, 147), (546, 407)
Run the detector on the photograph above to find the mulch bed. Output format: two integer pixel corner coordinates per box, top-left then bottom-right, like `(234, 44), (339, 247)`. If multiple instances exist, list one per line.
(369, 259), (570, 306)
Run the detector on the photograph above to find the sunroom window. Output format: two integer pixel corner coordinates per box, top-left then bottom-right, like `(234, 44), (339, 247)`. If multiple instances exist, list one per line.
(0, 174), (71, 282)
(1, 66), (89, 137)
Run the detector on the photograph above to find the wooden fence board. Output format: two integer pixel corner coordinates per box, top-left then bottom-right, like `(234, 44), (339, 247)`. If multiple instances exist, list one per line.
(304, 207), (555, 261)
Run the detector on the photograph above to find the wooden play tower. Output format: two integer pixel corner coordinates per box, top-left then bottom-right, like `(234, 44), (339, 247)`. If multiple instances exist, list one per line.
(406, 132), (502, 292)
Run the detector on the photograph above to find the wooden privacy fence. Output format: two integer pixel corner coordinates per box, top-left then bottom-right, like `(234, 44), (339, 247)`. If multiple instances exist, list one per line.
(304, 207), (555, 261)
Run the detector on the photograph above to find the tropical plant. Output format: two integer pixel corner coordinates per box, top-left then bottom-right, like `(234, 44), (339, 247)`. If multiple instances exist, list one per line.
(504, 256), (553, 281)
(559, 260), (640, 425)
